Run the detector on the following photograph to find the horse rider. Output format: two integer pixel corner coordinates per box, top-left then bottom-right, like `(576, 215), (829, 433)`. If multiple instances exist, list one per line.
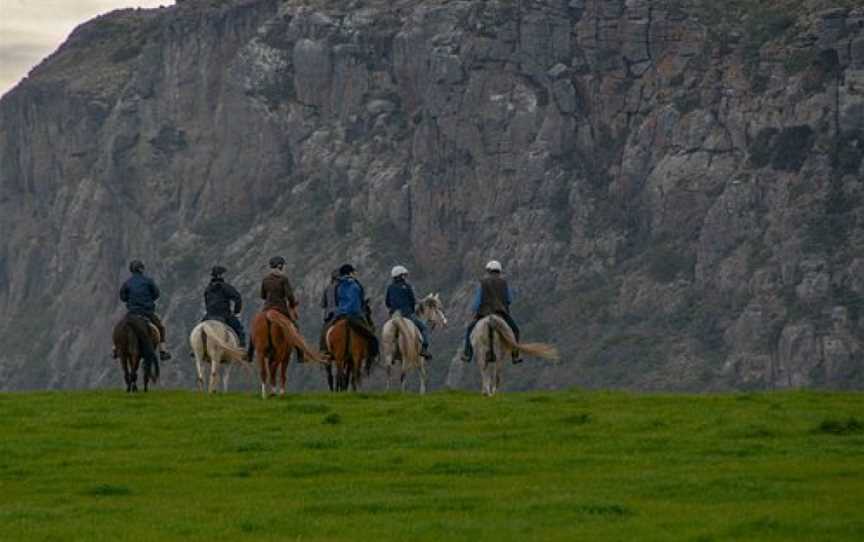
(319, 268), (340, 358)
(259, 255), (304, 362)
(331, 264), (379, 360)
(260, 256), (298, 320)
(202, 265), (245, 347)
(461, 260), (522, 364)
(385, 265), (431, 359)
(119, 260), (171, 361)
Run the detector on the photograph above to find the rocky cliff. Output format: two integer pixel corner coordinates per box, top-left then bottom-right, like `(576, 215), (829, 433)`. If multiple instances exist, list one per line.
(1, 0), (863, 391)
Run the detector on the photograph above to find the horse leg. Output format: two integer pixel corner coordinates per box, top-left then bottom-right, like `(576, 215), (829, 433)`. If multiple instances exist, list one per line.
(400, 364), (407, 393)
(207, 359), (218, 393)
(479, 350), (491, 396)
(419, 360), (428, 395)
(325, 363), (334, 391)
(259, 355), (269, 400)
(279, 360), (287, 396)
(223, 362), (232, 393)
(121, 357), (132, 392)
(194, 353), (205, 392)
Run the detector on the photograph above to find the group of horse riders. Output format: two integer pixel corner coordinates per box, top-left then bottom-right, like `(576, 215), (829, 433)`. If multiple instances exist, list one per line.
(116, 257), (523, 372)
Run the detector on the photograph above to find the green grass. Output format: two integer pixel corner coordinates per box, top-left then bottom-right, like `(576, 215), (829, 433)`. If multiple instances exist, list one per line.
(1, 390), (863, 541)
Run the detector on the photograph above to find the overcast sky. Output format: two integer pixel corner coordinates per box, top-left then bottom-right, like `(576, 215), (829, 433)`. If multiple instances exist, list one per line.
(0, 1), (172, 97)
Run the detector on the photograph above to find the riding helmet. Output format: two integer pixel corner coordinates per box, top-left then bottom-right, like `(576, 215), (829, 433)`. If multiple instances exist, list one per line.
(339, 264), (356, 276)
(485, 260), (503, 272)
(211, 265), (227, 278)
(269, 256), (286, 269)
(129, 260), (145, 274)
(391, 265), (409, 278)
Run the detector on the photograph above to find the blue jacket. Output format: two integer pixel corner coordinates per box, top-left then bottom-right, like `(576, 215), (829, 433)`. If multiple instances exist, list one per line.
(120, 273), (160, 314)
(386, 279), (417, 317)
(334, 277), (363, 317)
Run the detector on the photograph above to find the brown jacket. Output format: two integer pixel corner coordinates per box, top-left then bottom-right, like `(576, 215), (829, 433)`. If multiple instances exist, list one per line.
(477, 276), (511, 317)
(261, 272), (298, 313)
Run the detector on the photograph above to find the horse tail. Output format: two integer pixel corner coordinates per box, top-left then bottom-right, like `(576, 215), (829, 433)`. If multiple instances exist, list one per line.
(391, 312), (419, 364)
(204, 324), (247, 362)
(264, 310), (325, 364)
(489, 316), (560, 361)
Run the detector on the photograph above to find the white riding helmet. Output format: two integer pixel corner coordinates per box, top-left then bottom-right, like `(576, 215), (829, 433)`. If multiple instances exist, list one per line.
(391, 265), (409, 278)
(485, 260), (503, 272)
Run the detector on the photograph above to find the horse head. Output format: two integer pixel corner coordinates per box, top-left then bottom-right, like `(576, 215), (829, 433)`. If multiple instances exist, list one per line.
(418, 293), (448, 330)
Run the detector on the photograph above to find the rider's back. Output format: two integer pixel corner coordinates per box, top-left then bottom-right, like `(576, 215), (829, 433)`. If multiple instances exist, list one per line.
(121, 274), (159, 314)
(477, 276), (510, 317)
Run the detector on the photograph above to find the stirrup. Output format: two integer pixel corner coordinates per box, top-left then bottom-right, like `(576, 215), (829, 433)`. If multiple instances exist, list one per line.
(159, 350), (172, 361)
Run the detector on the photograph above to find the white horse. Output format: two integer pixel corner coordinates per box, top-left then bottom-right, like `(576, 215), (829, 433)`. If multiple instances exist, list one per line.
(381, 293), (448, 394)
(470, 315), (559, 396)
(189, 320), (253, 393)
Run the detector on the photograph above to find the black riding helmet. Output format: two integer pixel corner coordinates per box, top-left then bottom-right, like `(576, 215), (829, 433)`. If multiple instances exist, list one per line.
(211, 265), (227, 278)
(269, 256), (286, 269)
(129, 260), (145, 274)
(339, 264), (356, 276)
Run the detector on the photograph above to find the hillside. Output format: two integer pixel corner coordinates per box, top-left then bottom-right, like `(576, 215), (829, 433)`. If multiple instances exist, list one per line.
(1, 0), (863, 391)
(1, 390), (863, 540)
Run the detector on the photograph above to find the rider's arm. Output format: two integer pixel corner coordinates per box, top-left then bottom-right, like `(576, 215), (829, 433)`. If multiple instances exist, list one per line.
(149, 278), (161, 301)
(119, 282), (129, 302)
(284, 277), (298, 308)
(470, 287), (482, 314)
(229, 285), (242, 314)
(385, 285), (394, 311)
(407, 284), (417, 310)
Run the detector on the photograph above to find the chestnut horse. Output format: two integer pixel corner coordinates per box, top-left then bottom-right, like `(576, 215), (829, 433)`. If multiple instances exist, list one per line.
(326, 319), (373, 391)
(112, 314), (160, 392)
(250, 309), (322, 399)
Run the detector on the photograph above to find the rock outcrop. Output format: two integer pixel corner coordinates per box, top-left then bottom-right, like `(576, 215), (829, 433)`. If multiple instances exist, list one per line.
(1, 0), (863, 391)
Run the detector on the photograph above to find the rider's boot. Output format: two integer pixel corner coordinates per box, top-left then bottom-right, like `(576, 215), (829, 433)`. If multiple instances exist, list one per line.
(420, 345), (432, 360)
(159, 343), (172, 361)
(511, 350), (523, 365)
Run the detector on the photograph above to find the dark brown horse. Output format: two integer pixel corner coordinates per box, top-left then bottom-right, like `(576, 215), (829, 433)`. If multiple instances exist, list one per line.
(250, 309), (322, 399)
(112, 315), (160, 392)
(326, 319), (372, 392)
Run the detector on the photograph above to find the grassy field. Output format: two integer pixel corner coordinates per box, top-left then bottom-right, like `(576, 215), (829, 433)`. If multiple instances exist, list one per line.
(0, 390), (862, 541)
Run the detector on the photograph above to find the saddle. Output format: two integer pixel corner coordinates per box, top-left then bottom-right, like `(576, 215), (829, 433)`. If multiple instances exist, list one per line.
(128, 314), (161, 343)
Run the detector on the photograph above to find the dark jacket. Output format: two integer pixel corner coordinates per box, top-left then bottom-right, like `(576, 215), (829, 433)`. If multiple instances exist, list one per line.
(261, 272), (297, 311)
(204, 278), (242, 318)
(120, 273), (160, 314)
(386, 278), (417, 317)
(320, 281), (338, 320)
(472, 275), (512, 317)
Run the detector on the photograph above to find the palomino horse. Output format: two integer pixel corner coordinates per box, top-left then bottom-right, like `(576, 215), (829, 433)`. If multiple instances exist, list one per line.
(251, 309), (321, 399)
(470, 315), (559, 396)
(112, 314), (160, 392)
(189, 320), (253, 393)
(326, 319), (374, 391)
(381, 293), (448, 394)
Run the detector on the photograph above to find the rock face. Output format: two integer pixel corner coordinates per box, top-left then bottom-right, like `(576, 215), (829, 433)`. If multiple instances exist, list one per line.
(1, 0), (863, 391)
